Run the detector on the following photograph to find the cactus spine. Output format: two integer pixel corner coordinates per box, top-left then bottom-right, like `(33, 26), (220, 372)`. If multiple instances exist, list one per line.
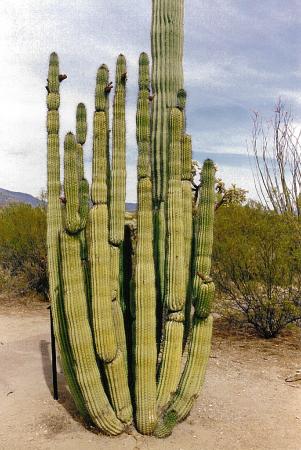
(46, 0), (216, 439)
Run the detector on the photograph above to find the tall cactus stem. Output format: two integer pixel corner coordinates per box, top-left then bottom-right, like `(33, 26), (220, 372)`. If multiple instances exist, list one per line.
(164, 108), (185, 312)
(91, 62), (132, 424)
(192, 159), (216, 300)
(110, 54), (127, 245)
(151, 0), (184, 302)
(60, 131), (124, 435)
(109, 54), (129, 363)
(134, 52), (157, 434)
(46, 53), (88, 418)
(90, 110), (117, 362)
(182, 133), (193, 346)
(95, 64), (111, 190)
(60, 230), (124, 435)
(154, 316), (213, 438)
(157, 107), (185, 411)
(155, 159), (216, 437)
(103, 55), (133, 421)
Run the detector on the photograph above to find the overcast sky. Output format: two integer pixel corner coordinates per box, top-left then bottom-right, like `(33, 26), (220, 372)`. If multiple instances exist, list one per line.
(0, 0), (300, 201)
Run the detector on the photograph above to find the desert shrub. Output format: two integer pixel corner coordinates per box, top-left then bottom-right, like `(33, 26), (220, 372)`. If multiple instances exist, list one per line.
(213, 205), (301, 338)
(0, 203), (47, 298)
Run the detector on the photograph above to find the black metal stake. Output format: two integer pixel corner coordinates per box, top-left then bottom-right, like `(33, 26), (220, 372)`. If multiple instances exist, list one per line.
(47, 305), (58, 400)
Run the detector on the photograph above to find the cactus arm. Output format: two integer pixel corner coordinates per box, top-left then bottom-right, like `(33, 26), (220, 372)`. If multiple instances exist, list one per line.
(90, 64), (132, 425)
(109, 54), (127, 246)
(151, 0), (184, 301)
(109, 54), (129, 363)
(89, 109), (117, 362)
(192, 159), (216, 294)
(60, 132), (124, 435)
(75, 103), (91, 313)
(76, 102), (87, 185)
(90, 67), (116, 360)
(60, 230), (124, 435)
(64, 133), (82, 233)
(76, 102), (87, 146)
(156, 312), (184, 412)
(157, 107), (185, 411)
(154, 159), (216, 437)
(107, 55), (133, 424)
(164, 108), (185, 311)
(154, 316), (213, 438)
(134, 53), (157, 434)
(46, 53), (88, 418)
(151, 0), (184, 202)
(181, 133), (193, 346)
(89, 66), (116, 361)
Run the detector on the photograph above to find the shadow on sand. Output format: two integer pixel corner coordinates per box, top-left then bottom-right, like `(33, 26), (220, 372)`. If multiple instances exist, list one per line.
(39, 339), (86, 427)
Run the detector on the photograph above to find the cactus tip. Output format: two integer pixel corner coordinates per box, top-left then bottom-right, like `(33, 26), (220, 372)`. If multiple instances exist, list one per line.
(50, 51), (58, 61)
(139, 52), (149, 64)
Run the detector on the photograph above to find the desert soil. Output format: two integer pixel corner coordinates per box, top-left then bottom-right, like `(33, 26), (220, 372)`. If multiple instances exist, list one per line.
(0, 299), (301, 450)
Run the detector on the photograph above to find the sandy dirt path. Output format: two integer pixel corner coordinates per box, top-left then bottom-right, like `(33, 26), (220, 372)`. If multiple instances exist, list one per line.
(0, 304), (301, 450)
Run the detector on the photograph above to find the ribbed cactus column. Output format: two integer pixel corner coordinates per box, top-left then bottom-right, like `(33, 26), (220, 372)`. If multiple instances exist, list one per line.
(60, 132), (124, 435)
(154, 160), (216, 438)
(177, 89), (193, 346)
(46, 53), (87, 418)
(76, 102), (87, 180)
(182, 132), (193, 346)
(90, 65), (116, 362)
(151, 0), (184, 299)
(90, 65), (132, 425)
(134, 53), (157, 434)
(109, 54), (129, 364)
(110, 54), (127, 246)
(75, 103), (89, 279)
(157, 107), (185, 412)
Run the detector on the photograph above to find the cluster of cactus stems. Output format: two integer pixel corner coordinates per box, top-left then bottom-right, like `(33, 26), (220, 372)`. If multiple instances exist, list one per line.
(46, 0), (216, 438)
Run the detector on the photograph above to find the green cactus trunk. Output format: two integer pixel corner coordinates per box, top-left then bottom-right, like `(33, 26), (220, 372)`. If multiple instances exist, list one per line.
(46, 53), (88, 418)
(134, 53), (157, 434)
(60, 132), (124, 435)
(109, 54), (129, 371)
(151, 0), (184, 300)
(157, 108), (185, 411)
(154, 159), (216, 437)
(46, 0), (216, 439)
(90, 63), (132, 424)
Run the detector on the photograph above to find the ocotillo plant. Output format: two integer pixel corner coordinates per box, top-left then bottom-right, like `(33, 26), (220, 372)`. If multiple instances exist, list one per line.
(46, 0), (216, 438)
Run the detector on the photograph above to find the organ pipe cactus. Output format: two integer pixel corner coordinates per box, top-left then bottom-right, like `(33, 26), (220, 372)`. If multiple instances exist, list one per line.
(46, 0), (216, 438)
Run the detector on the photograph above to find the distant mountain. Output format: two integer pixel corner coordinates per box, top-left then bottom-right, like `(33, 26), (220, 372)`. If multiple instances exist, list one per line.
(125, 202), (136, 212)
(0, 188), (40, 207)
(0, 187), (137, 210)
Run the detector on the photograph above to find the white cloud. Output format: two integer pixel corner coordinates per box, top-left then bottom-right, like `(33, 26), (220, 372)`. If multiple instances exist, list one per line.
(0, 0), (299, 202)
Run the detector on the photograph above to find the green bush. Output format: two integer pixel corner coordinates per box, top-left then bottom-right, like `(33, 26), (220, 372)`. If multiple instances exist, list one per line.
(0, 203), (47, 298)
(213, 205), (301, 338)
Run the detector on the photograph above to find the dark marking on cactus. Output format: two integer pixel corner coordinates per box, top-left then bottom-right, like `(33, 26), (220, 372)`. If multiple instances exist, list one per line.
(197, 272), (212, 283)
(105, 82), (113, 93)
